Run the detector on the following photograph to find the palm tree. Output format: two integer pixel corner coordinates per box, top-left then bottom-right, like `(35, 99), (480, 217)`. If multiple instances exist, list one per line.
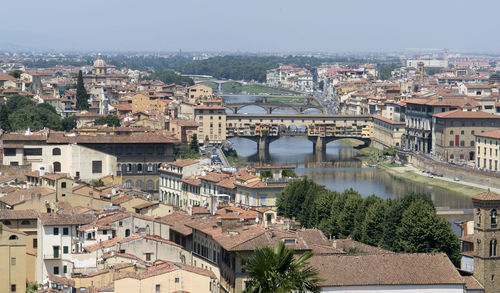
(242, 241), (321, 293)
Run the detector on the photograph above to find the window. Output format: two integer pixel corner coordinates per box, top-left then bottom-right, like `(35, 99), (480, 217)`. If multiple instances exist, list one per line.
(33, 238), (37, 248)
(63, 227), (69, 235)
(4, 149), (16, 156)
(175, 277), (180, 283)
(103, 230), (108, 235)
(53, 162), (61, 173)
(147, 164), (153, 172)
(61, 182), (66, 188)
(63, 246), (69, 254)
(471, 130), (475, 135)
(491, 239), (497, 257)
(136, 147), (143, 155)
(119, 221), (123, 227)
(449, 141), (454, 146)
(54, 227), (59, 235)
(63, 265), (67, 274)
(146, 147), (153, 155)
(11, 257), (16, 266)
(87, 233), (92, 239)
(145, 253), (152, 261)
(125, 229), (130, 237)
(492, 210), (497, 228)
(92, 161), (102, 173)
(53, 266), (59, 275)
(115, 147), (122, 155)
(460, 141), (465, 147)
(3, 220), (11, 225)
(24, 148), (42, 156)
(52, 148), (61, 155)
(11, 284), (16, 292)
(126, 147), (133, 155)
(147, 180), (154, 190)
(137, 164), (143, 172)
(136, 180), (142, 189)
(450, 130), (454, 135)
(478, 209), (482, 227)
(155, 285), (160, 293)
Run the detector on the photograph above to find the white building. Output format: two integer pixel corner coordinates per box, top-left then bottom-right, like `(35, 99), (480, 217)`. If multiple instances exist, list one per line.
(406, 59), (449, 68)
(159, 159), (202, 207)
(35, 212), (95, 283)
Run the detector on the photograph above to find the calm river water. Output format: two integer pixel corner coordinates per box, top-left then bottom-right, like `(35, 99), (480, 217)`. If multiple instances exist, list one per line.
(224, 95), (473, 212)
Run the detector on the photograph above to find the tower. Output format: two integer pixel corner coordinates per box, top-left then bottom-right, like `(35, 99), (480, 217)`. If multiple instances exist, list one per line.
(472, 190), (500, 292)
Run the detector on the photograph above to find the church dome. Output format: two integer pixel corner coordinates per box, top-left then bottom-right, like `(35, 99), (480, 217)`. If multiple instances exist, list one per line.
(93, 53), (107, 68)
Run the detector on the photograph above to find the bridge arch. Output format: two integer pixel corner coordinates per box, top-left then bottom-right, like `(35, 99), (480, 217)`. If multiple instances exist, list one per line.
(270, 106), (299, 114)
(235, 105), (267, 114)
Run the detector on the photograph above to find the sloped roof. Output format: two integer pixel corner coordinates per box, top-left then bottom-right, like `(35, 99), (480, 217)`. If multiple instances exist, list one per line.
(311, 253), (464, 287)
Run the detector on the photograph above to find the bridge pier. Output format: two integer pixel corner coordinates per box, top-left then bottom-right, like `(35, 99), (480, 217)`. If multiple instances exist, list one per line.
(257, 136), (271, 153)
(313, 136), (327, 154)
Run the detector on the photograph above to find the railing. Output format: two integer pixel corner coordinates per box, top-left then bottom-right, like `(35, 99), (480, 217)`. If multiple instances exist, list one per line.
(43, 254), (61, 259)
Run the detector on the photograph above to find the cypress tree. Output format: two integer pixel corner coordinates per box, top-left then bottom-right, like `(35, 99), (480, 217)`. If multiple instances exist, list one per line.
(76, 70), (89, 110)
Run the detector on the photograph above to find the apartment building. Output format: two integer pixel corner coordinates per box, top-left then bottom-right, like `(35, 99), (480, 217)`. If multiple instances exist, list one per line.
(159, 159), (202, 207)
(432, 110), (500, 163)
(194, 105), (227, 145)
(372, 115), (406, 149)
(266, 65), (313, 92)
(475, 130), (500, 171)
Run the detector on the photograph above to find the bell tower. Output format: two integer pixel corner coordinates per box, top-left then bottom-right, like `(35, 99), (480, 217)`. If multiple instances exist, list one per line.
(473, 190), (500, 292)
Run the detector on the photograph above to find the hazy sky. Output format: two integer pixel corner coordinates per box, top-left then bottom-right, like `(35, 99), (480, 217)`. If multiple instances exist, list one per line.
(1, 0), (499, 53)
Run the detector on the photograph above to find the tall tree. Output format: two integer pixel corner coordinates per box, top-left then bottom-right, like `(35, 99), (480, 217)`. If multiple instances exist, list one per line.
(397, 199), (460, 266)
(360, 200), (387, 246)
(189, 134), (199, 152)
(0, 104), (11, 131)
(76, 70), (89, 110)
(243, 242), (321, 293)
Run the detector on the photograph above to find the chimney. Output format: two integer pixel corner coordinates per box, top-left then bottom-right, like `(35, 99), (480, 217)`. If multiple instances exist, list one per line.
(39, 167), (45, 177)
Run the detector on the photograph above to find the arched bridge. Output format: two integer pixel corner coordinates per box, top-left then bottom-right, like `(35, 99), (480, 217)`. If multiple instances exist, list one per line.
(225, 102), (324, 114)
(226, 113), (373, 154)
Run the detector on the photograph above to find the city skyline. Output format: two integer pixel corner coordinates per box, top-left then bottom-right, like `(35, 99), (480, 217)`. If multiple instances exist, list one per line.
(1, 0), (500, 53)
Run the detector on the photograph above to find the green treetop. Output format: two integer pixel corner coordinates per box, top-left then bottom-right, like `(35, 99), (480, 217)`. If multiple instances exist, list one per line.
(76, 70), (89, 110)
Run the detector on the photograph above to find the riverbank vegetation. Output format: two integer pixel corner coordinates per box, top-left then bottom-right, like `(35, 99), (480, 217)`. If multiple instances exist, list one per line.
(276, 178), (461, 266)
(223, 147), (247, 167)
(221, 82), (300, 95)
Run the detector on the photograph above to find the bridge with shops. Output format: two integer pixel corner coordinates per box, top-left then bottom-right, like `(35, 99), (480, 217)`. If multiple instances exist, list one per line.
(226, 113), (373, 154)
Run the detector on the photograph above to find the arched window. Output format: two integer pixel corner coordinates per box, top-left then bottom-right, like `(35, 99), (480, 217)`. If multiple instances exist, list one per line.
(124, 180), (132, 188)
(490, 239), (497, 257)
(477, 209), (481, 227)
(147, 180), (154, 190)
(125, 229), (131, 237)
(136, 180), (142, 189)
(9, 235), (18, 240)
(52, 148), (61, 156)
(137, 164), (143, 172)
(53, 162), (61, 173)
(3, 220), (11, 225)
(127, 164), (132, 172)
(491, 210), (497, 228)
(21, 220), (30, 225)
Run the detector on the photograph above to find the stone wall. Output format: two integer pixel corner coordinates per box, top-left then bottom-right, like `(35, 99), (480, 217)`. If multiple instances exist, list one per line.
(405, 152), (500, 189)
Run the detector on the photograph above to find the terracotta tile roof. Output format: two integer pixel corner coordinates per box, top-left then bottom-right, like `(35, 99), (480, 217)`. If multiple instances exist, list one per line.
(158, 212), (194, 236)
(111, 195), (134, 205)
(216, 177), (236, 189)
(168, 159), (198, 168)
(462, 275), (484, 290)
(200, 172), (231, 183)
(26, 170), (40, 178)
(0, 209), (39, 220)
(181, 177), (201, 187)
(133, 201), (159, 210)
(433, 109), (500, 119)
(475, 129), (500, 139)
(170, 119), (199, 127)
(42, 173), (68, 181)
(40, 212), (95, 226)
(311, 253), (464, 287)
(48, 274), (75, 287)
(114, 260), (216, 281)
(2, 133), (47, 141)
(0, 186), (54, 206)
(472, 190), (500, 201)
(372, 115), (405, 125)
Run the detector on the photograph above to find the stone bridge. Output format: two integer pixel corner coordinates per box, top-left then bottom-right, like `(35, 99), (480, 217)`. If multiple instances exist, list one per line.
(225, 102), (324, 114)
(226, 113), (373, 154)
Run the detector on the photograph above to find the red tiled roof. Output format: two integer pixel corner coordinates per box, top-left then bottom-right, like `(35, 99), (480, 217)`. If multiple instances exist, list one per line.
(433, 109), (500, 119)
(311, 253), (464, 287)
(475, 129), (500, 139)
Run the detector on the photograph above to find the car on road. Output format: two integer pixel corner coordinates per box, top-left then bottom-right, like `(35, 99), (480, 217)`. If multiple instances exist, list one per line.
(454, 177), (460, 181)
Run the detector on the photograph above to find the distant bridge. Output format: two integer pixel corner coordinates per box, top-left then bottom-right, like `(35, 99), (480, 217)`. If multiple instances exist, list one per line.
(226, 102), (324, 114)
(226, 113), (373, 155)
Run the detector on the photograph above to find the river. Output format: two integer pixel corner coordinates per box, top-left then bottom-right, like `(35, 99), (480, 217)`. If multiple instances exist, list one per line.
(223, 95), (474, 213)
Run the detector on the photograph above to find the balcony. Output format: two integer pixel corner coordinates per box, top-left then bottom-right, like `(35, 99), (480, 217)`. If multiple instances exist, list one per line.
(43, 254), (61, 260)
